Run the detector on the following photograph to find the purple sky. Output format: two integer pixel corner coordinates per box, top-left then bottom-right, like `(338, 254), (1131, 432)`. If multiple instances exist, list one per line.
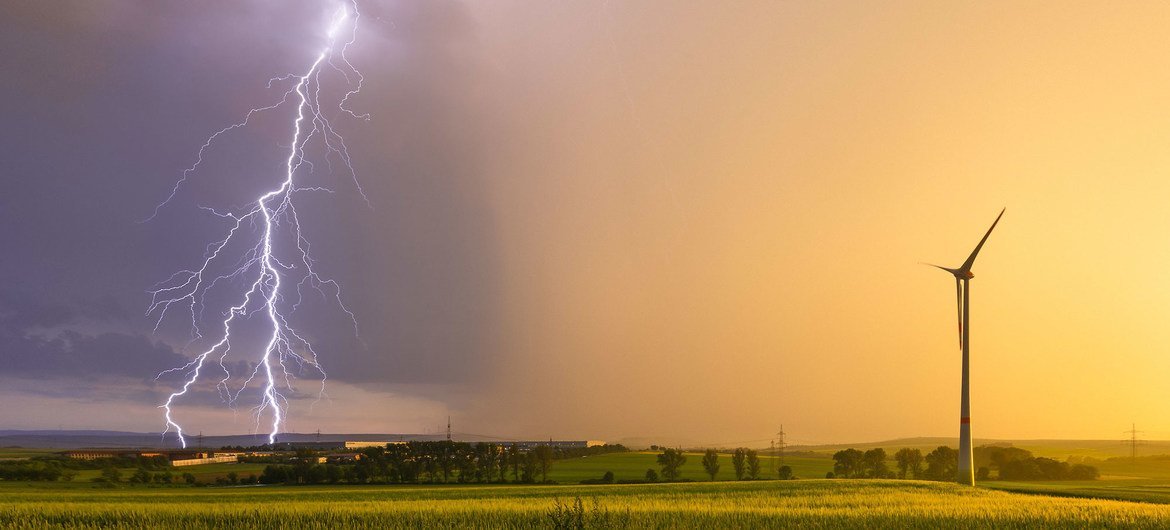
(0, 1), (501, 439)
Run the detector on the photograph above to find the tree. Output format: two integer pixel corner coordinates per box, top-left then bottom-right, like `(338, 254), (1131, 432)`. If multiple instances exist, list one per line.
(478, 443), (497, 483)
(923, 446), (958, 482)
(182, 472), (197, 485)
(101, 466), (122, 483)
(457, 452), (477, 483)
(862, 448), (890, 478)
(832, 449), (864, 478)
(533, 445), (555, 483)
(701, 449), (720, 481)
(521, 452), (539, 483)
(746, 449), (761, 480)
(657, 448), (686, 481)
(645, 469), (658, 482)
(732, 448), (747, 480)
(894, 448), (923, 479)
(497, 446), (509, 483)
(981, 446), (1032, 475)
(778, 465), (794, 480)
(438, 442), (455, 483)
(1069, 464), (1099, 480)
(509, 445), (521, 482)
(130, 468), (152, 484)
(601, 471), (615, 484)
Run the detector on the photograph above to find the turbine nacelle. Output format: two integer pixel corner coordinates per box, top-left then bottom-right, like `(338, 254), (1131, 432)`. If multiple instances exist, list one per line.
(923, 207), (1005, 281)
(926, 264), (974, 280)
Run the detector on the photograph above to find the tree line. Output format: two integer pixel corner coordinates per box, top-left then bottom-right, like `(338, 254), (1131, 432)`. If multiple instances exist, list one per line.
(653, 447), (796, 482)
(829, 445), (1099, 481)
(260, 441), (625, 485)
(0, 455), (171, 483)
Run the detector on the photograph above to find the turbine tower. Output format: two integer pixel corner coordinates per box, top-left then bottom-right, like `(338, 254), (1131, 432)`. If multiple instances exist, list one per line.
(926, 208), (1004, 486)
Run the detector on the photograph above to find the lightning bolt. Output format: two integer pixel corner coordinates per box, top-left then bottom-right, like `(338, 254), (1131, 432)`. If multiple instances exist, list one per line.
(148, 1), (368, 448)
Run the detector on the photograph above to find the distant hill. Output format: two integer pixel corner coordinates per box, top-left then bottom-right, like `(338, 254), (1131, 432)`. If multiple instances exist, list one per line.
(788, 437), (1170, 460)
(4, 431), (1168, 459)
(0, 430), (460, 449)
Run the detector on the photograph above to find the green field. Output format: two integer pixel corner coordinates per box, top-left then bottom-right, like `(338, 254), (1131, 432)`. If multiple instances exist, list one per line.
(0, 448), (59, 460)
(981, 457), (1170, 505)
(791, 438), (1170, 460)
(10, 446), (1170, 527)
(548, 451), (830, 482)
(6, 479), (1170, 529)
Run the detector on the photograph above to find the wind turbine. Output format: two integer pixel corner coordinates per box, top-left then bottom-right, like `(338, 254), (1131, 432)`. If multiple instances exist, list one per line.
(925, 208), (1004, 486)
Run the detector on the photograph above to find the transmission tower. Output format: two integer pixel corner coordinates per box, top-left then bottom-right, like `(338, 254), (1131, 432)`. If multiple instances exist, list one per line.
(770, 439), (776, 475)
(1125, 423), (1144, 462)
(447, 416), (452, 441)
(776, 425), (787, 466)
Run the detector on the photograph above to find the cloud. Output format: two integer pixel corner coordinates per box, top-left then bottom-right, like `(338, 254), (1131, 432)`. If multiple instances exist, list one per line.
(0, 290), (187, 380)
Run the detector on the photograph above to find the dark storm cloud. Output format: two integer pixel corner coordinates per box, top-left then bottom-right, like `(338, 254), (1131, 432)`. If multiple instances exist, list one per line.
(0, 0), (501, 399)
(0, 290), (187, 379)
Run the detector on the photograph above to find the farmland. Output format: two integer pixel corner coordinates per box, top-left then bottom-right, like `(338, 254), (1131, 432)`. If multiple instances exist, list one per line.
(546, 451), (830, 483)
(8, 479), (1170, 529)
(9, 445), (1170, 527)
(982, 457), (1170, 505)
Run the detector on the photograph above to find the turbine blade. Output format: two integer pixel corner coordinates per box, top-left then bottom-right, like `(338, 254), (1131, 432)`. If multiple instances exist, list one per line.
(955, 277), (963, 350)
(920, 262), (961, 275)
(960, 208), (1005, 272)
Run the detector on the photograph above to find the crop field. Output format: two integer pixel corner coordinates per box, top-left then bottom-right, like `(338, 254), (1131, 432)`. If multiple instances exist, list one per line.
(983, 458), (1170, 505)
(0, 448), (58, 460)
(10, 446), (1170, 527)
(547, 451), (831, 482)
(5, 479), (1170, 529)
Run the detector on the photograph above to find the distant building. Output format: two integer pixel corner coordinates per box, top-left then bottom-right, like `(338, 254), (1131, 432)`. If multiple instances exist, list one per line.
(61, 450), (119, 460)
(503, 441), (606, 451)
(279, 441), (406, 451)
(61, 450), (210, 461)
(325, 453), (363, 464)
(344, 441), (404, 450)
(280, 441), (347, 451)
(172, 455), (238, 467)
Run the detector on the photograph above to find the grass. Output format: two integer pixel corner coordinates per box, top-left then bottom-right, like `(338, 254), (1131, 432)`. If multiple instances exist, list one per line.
(12, 445), (1170, 526)
(984, 458), (1170, 505)
(0, 448), (58, 460)
(5, 450), (1170, 527)
(548, 451), (831, 482)
(4, 479), (1170, 528)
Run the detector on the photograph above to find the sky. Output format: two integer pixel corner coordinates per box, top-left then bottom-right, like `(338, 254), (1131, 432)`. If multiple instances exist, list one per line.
(3, 0), (1170, 447)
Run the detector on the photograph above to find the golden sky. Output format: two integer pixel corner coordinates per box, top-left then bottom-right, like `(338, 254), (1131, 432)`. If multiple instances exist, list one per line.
(443, 1), (1170, 443)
